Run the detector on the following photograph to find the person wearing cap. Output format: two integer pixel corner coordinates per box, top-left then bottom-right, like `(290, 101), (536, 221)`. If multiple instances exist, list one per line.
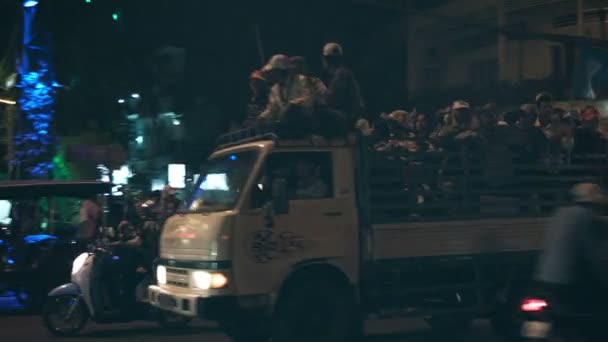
(536, 183), (608, 340)
(321, 42), (364, 130)
(258, 54), (314, 126)
(572, 105), (606, 157)
(434, 100), (480, 151)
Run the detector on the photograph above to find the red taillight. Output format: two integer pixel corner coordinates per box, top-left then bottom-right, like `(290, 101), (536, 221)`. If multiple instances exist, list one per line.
(521, 298), (548, 312)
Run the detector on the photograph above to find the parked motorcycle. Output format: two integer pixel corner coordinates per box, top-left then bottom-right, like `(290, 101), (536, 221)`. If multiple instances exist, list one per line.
(42, 244), (190, 336)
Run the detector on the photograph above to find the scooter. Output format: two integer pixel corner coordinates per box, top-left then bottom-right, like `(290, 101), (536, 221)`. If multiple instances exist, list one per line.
(42, 244), (190, 336)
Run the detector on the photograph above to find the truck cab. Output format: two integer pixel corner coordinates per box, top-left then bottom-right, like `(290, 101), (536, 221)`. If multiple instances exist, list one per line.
(148, 132), (361, 340)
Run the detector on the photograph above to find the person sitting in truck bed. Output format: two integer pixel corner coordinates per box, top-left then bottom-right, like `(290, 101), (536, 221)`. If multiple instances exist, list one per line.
(294, 159), (328, 199)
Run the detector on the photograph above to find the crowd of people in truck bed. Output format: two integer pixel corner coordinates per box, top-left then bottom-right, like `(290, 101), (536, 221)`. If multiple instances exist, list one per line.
(238, 42), (608, 219)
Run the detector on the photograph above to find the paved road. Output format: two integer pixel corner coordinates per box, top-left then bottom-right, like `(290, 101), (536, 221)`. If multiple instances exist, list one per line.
(0, 296), (502, 342)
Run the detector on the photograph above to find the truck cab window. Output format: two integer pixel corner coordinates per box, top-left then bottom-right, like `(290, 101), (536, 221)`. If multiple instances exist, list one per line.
(251, 152), (334, 208)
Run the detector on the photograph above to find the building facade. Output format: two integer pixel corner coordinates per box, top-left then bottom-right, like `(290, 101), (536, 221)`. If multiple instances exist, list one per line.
(407, 0), (608, 105)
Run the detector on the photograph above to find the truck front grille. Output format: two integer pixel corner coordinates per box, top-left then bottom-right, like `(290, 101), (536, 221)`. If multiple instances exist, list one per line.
(166, 267), (190, 288)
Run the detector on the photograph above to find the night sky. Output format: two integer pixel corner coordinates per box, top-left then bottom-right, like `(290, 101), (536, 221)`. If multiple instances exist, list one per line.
(0, 0), (415, 138)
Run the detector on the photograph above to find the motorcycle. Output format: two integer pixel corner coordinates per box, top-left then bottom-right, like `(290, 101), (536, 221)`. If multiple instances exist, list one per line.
(519, 296), (552, 341)
(42, 244), (191, 336)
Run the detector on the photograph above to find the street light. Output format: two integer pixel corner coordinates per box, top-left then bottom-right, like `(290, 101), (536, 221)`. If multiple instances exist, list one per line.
(131, 93), (140, 99)
(117, 98), (125, 104)
(23, 0), (38, 7)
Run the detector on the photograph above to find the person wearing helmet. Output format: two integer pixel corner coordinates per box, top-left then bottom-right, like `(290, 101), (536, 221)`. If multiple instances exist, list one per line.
(258, 54), (315, 129)
(536, 183), (608, 341)
(321, 42), (364, 131)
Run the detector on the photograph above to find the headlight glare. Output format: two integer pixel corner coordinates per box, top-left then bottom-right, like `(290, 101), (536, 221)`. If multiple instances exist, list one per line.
(192, 271), (228, 289)
(156, 265), (167, 285)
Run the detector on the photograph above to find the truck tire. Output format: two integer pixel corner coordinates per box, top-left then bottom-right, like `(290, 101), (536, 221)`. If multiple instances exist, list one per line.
(272, 276), (360, 342)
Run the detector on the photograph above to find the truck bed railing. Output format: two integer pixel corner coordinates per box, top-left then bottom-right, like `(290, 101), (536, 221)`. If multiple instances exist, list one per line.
(364, 143), (608, 223)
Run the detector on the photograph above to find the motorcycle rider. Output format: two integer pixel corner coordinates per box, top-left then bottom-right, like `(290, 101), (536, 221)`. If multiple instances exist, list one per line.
(106, 221), (148, 312)
(536, 183), (608, 341)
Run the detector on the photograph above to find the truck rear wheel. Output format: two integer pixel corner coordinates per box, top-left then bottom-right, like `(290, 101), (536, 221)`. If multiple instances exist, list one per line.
(272, 276), (360, 342)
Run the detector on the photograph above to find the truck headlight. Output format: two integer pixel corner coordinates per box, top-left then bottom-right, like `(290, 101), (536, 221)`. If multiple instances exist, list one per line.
(156, 265), (167, 285)
(192, 271), (228, 289)
(72, 253), (88, 275)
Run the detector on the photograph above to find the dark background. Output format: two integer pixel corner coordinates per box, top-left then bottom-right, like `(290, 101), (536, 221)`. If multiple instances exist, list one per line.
(1, 0), (416, 139)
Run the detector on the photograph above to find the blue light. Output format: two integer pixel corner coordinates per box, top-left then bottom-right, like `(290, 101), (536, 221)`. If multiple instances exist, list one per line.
(23, 0), (38, 7)
(7, 258), (15, 265)
(112, 256), (120, 261)
(16, 67), (56, 177)
(24, 234), (57, 244)
(230, 155), (237, 161)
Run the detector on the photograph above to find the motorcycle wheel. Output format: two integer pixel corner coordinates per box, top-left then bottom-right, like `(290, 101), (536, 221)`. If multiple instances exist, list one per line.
(42, 295), (89, 336)
(157, 310), (192, 330)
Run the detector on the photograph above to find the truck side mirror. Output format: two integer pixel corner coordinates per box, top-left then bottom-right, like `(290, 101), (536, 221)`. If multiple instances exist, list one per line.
(271, 178), (289, 215)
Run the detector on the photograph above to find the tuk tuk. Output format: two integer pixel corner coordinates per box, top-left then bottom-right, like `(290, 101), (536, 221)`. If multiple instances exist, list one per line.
(0, 180), (113, 311)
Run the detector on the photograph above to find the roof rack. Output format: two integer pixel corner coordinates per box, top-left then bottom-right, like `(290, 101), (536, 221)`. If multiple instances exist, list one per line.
(215, 127), (279, 150)
(215, 125), (358, 150)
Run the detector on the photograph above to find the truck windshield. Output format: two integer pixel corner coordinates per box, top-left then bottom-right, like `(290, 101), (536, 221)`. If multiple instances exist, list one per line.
(185, 150), (258, 212)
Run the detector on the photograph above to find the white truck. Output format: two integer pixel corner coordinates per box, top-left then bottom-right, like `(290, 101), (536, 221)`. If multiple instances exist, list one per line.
(148, 128), (601, 341)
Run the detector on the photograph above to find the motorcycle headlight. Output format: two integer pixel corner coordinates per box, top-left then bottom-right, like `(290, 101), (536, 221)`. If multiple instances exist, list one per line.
(156, 265), (167, 285)
(72, 253), (89, 275)
(192, 271), (228, 290)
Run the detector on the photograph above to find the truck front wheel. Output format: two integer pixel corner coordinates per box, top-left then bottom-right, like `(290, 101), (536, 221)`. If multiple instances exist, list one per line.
(272, 277), (360, 342)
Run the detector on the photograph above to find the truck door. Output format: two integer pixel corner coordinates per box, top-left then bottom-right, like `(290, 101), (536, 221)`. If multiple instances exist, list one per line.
(234, 150), (356, 295)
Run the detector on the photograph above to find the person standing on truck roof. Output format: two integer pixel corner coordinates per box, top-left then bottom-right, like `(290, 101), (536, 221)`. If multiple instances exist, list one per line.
(258, 54), (315, 135)
(288, 56), (327, 105)
(321, 42), (364, 131)
(536, 183), (608, 341)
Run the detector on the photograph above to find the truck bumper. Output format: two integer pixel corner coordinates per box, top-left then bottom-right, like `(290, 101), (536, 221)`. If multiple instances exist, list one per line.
(148, 285), (273, 320)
